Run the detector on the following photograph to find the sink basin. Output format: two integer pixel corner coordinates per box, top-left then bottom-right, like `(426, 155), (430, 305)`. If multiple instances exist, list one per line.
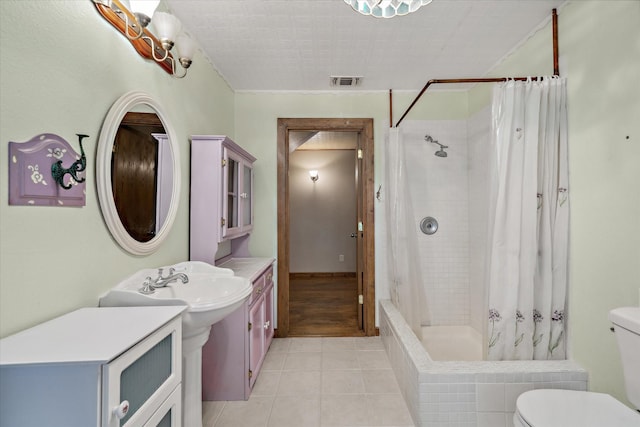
(100, 261), (252, 427)
(99, 261), (252, 338)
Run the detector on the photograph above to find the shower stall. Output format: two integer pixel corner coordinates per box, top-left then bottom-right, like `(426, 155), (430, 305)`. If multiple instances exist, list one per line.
(380, 78), (586, 426)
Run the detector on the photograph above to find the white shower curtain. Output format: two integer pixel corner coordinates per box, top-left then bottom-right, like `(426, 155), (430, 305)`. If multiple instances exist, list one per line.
(486, 77), (569, 360)
(385, 128), (430, 339)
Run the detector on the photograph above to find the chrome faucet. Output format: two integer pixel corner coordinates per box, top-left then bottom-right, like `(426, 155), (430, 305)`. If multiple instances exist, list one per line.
(152, 268), (189, 288)
(139, 268), (189, 294)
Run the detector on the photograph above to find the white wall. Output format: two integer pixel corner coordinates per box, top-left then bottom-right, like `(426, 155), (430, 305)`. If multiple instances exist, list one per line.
(290, 150), (357, 273)
(0, 0), (235, 337)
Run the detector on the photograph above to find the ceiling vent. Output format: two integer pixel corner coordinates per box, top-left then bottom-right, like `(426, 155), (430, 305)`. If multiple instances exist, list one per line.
(330, 76), (363, 88)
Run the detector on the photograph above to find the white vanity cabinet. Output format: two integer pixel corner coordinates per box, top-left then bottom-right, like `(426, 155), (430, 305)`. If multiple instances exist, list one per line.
(201, 258), (275, 400)
(0, 306), (185, 427)
(190, 135), (256, 264)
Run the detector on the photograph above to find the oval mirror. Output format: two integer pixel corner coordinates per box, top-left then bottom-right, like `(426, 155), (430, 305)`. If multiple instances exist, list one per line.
(97, 91), (181, 255)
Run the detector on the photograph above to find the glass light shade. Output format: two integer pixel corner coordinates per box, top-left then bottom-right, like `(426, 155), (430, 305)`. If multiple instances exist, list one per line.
(128, 0), (160, 18)
(176, 33), (197, 61)
(344, 0), (432, 18)
(152, 11), (182, 44)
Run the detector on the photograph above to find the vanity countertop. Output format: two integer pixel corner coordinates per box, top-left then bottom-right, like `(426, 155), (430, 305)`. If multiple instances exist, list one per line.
(218, 257), (274, 283)
(0, 306), (186, 366)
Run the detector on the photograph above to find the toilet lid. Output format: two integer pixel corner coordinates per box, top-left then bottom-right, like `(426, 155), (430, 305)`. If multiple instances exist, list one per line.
(516, 389), (640, 427)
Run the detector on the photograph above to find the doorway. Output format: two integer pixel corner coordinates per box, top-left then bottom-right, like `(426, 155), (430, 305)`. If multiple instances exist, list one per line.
(277, 118), (375, 337)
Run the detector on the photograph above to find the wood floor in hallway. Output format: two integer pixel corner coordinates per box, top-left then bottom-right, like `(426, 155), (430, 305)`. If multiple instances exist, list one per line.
(288, 274), (363, 337)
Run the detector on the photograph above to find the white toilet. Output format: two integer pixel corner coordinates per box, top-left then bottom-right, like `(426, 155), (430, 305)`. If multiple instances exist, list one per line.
(514, 307), (640, 427)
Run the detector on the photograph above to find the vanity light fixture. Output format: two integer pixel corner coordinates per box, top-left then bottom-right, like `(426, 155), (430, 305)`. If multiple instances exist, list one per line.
(344, 0), (432, 18)
(309, 170), (319, 182)
(92, 0), (197, 78)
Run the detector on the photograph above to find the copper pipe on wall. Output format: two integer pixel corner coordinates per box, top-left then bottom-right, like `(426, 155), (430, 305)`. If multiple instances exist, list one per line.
(395, 77), (538, 127)
(553, 8), (559, 76)
(394, 8), (560, 128)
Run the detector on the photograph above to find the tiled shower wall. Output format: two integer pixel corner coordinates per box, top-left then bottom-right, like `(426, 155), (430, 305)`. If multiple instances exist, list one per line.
(402, 121), (470, 326)
(399, 112), (491, 331)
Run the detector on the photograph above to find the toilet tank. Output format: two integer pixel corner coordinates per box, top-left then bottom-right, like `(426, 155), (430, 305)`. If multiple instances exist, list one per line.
(609, 307), (640, 409)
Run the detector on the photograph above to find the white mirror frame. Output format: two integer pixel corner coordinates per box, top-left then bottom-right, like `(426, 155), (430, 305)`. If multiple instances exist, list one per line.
(97, 91), (181, 256)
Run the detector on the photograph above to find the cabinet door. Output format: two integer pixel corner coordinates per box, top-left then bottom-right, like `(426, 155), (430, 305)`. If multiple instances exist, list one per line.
(222, 149), (241, 239)
(142, 385), (181, 427)
(103, 318), (181, 427)
(241, 163), (253, 230)
(248, 296), (264, 389)
(264, 283), (274, 350)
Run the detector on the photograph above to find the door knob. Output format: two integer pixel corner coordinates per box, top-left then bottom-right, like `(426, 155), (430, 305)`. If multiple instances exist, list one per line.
(350, 233), (357, 238)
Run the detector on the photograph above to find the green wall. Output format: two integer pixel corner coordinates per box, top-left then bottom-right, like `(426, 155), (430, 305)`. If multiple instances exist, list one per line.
(0, 0), (235, 336)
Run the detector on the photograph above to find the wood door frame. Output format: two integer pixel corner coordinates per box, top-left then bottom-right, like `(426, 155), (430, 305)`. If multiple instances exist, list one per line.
(277, 118), (375, 337)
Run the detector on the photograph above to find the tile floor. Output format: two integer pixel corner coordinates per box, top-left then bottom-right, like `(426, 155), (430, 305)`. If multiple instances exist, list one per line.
(202, 336), (415, 427)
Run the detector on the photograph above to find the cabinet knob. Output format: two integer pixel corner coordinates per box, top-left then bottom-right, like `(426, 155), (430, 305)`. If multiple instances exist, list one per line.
(113, 400), (130, 419)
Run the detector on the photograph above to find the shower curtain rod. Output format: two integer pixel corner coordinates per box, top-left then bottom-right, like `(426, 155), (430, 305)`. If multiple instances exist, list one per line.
(393, 9), (559, 128)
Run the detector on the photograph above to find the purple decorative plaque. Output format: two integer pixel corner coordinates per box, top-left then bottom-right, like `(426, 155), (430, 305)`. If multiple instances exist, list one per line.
(8, 133), (86, 206)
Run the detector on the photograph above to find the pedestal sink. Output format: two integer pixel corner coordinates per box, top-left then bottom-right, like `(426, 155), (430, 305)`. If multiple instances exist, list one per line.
(99, 261), (252, 427)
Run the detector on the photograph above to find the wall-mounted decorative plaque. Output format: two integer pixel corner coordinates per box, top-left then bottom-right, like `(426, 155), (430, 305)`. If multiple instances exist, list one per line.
(8, 133), (87, 206)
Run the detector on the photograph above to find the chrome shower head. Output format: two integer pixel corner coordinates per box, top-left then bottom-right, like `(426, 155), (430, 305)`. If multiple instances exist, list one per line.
(425, 134), (448, 157)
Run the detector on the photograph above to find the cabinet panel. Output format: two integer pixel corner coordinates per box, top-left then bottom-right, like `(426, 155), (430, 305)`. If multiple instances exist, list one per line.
(143, 385), (181, 427)
(248, 296), (265, 389)
(104, 317), (182, 427)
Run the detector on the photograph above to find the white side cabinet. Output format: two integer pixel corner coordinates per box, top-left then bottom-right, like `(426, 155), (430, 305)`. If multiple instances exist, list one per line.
(190, 135), (256, 264)
(0, 306), (185, 427)
(201, 258), (275, 400)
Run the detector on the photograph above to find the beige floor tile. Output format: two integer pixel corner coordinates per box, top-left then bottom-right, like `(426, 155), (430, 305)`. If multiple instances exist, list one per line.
(267, 395), (321, 427)
(322, 370), (366, 394)
(322, 337), (357, 351)
(261, 351), (286, 371)
(202, 401), (225, 427)
(277, 370), (322, 395)
(252, 371), (281, 396)
(357, 350), (391, 369)
(362, 370), (401, 394)
(283, 351), (322, 371)
(365, 394), (414, 426)
(213, 396), (274, 427)
(289, 337), (323, 352)
(322, 351), (361, 370)
(354, 336), (385, 351)
(268, 338), (291, 353)
(320, 394), (370, 426)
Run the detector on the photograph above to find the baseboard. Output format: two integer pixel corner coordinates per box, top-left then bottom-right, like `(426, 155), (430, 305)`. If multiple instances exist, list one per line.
(289, 272), (357, 279)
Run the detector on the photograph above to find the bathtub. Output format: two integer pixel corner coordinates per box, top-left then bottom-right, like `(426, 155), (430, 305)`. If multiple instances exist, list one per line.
(380, 300), (588, 427)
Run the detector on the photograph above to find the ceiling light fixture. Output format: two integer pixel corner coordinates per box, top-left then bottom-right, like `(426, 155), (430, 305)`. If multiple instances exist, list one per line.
(344, 0), (432, 18)
(92, 0), (196, 78)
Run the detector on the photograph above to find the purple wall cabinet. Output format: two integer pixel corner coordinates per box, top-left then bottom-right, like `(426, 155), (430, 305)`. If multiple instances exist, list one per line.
(8, 133), (87, 206)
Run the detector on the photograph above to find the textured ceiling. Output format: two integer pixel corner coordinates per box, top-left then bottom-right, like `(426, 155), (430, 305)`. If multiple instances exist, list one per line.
(166, 0), (566, 92)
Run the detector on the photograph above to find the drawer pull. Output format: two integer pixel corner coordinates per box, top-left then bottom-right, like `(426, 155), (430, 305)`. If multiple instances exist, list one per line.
(113, 400), (130, 419)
